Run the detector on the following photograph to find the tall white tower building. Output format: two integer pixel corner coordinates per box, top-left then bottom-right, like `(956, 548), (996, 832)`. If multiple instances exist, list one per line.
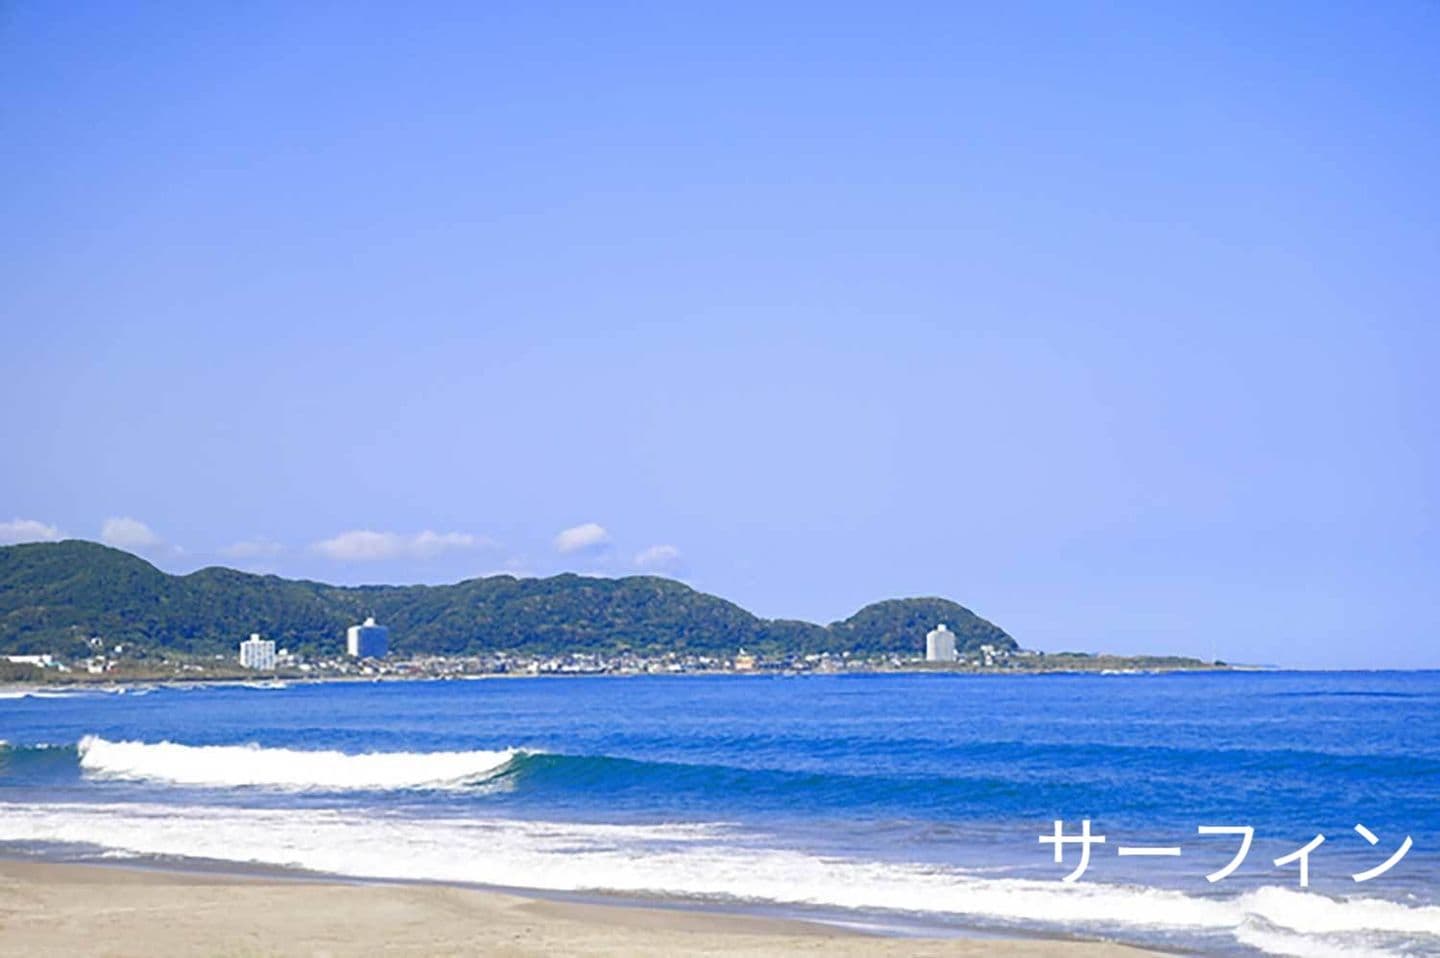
(346, 616), (389, 658)
(926, 623), (957, 662)
(239, 633), (277, 670)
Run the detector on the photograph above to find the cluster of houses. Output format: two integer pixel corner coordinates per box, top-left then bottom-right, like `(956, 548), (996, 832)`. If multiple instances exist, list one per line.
(4, 621), (1021, 680)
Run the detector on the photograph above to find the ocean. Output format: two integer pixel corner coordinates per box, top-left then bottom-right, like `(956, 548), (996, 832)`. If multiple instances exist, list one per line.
(2, 671), (1437, 956)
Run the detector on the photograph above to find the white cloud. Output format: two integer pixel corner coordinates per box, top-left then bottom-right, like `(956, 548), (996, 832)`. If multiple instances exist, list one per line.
(100, 517), (161, 550)
(314, 530), (396, 560)
(472, 555), (536, 578)
(410, 530), (486, 557)
(554, 522), (610, 554)
(221, 538), (286, 559)
(312, 529), (490, 561)
(634, 544), (681, 569)
(0, 518), (63, 545)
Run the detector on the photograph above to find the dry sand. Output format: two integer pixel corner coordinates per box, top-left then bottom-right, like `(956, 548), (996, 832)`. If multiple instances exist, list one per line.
(0, 860), (1156, 956)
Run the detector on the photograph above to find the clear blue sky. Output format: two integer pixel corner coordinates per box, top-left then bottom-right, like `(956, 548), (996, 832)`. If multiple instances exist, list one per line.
(3, 3), (1437, 668)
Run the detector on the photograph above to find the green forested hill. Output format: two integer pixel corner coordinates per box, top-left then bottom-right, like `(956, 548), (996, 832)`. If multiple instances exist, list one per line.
(0, 540), (1016, 659)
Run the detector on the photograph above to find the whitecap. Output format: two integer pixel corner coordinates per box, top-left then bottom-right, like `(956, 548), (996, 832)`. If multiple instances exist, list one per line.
(76, 736), (521, 791)
(1, 800), (1436, 956)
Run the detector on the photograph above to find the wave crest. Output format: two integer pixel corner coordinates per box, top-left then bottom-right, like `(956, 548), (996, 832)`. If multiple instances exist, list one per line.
(76, 736), (521, 791)
(0, 801), (1436, 957)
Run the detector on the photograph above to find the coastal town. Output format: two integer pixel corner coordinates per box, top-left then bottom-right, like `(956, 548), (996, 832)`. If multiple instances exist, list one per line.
(2, 618), (1229, 685)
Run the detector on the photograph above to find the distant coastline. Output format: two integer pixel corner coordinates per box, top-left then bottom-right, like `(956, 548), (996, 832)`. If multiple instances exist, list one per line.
(0, 540), (1230, 684)
(2, 658), (1248, 694)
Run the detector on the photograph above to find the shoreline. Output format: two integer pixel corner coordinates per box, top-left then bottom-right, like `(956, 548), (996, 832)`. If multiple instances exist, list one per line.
(1, 664), (1285, 695)
(0, 858), (1159, 956)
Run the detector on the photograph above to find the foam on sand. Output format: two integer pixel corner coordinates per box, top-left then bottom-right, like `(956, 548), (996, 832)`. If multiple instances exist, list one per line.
(76, 736), (520, 790)
(0, 800), (1434, 956)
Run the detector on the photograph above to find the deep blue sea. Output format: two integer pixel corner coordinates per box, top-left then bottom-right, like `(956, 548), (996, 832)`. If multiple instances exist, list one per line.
(2, 671), (1438, 955)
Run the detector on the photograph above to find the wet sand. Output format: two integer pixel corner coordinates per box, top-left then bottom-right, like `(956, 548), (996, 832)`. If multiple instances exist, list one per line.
(0, 859), (1157, 956)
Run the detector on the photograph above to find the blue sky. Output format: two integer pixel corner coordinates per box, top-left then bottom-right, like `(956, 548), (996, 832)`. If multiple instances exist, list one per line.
(2, 3), (1437, 667)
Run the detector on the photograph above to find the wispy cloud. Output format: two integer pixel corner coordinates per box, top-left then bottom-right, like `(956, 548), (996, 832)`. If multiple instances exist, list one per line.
(100, 516), (162, 550)
(0, 518), (63, 545)
(473, 557), (535, 579)
(312, 529), (491, 561)
(554, 522), (610, 554)
(634, 544), (681, 570)
(221, 538), (286, 559)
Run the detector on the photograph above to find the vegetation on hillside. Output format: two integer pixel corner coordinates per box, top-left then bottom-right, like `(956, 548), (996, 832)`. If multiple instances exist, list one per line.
(0, 541), (1017, 660)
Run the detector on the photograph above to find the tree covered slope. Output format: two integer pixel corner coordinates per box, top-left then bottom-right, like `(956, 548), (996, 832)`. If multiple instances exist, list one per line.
(0, 541), (1016, 659)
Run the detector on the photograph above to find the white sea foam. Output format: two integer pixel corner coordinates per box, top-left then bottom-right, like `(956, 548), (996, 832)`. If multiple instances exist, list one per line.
(1233, 921), (1399, 958)
(1238, 884), (1440, 936)
(0, 689), (90, 700)
(0, 686), (142, 699)
(76, 737), (520, 790)
(0, 800), (1435, 956)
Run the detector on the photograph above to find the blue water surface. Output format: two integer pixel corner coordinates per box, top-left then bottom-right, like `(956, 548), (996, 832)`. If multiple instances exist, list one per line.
(2, 671), (1437, 954)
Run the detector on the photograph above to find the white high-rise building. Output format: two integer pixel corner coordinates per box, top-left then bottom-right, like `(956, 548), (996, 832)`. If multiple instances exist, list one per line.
(926, 623), (957, 662)
(239, 633), (277, 670)
(346, 616), (389, 659)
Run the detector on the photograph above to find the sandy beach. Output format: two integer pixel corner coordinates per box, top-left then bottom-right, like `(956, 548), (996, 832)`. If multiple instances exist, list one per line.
(0, 860), (1154, 957)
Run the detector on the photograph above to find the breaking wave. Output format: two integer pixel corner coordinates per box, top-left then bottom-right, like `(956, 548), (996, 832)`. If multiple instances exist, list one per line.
(0, 801), (1435, 956)
(0, 688), (103, 700)
(75, 736), (522, 791)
